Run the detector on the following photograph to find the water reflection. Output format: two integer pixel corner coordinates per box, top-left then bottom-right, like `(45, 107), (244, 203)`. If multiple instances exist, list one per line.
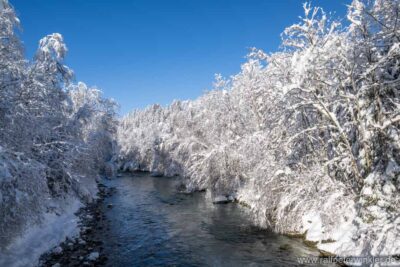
(102, 173), (329, 267)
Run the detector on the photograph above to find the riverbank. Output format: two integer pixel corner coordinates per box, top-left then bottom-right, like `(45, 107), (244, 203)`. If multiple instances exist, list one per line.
(43, 172), (331, 266)
(39, 183), (115, 267)
(37, 171), (400, 266)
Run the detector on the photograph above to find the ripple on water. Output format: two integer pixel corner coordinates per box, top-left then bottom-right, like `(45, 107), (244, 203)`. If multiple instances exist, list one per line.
(102, 173), (332, 267)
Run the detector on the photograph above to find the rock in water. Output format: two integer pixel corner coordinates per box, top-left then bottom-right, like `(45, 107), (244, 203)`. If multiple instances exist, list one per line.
(150, 171), (163, 177)
(213, 195), (233, 204)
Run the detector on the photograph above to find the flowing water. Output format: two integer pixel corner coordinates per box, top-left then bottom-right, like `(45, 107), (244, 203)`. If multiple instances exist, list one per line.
(102, 172), (328, 266)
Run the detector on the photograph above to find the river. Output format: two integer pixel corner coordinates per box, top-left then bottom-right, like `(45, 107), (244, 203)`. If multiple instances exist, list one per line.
(99, 172), (329, 267)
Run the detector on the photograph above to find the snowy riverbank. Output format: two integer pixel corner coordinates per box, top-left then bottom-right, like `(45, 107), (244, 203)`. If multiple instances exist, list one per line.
(116, 161), (400, 260)
(39, 183), (113, 267)
(0, 199), (82, 267)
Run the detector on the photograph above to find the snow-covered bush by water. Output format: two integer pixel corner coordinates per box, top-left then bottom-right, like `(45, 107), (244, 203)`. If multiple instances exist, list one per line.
(118, 0), (400, 257)
(0, 0), (117, 261)
(0, 0), (399, 263)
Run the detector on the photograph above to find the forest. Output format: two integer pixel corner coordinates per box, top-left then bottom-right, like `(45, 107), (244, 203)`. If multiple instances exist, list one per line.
(0, 0), (117, 258)
(0, 0), (399, 265)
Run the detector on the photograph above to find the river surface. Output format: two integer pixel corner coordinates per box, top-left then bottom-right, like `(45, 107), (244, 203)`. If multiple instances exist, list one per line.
(102, 172), (327, 267)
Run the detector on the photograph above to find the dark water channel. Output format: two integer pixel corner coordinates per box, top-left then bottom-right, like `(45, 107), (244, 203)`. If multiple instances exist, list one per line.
(102, 172), (329, 267)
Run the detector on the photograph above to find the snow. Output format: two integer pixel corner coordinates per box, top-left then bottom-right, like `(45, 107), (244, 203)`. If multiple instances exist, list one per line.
(362, 186), (373, 196)
(87, 252), (99, 261)
(213, 195), (234, 204)
(1, 0), (399, 262)
(318, 208), (358, 256)
(0, 199), (82, 267)
(52, 246), (63, 254)
(302, 212), (323, 241)
(382, 182), (395, 195)
(115, 0), (400, 254)
(0, 0), (117, 259)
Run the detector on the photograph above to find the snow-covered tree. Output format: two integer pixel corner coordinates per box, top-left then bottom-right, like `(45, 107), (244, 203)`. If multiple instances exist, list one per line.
(0, 1), (118, 249)
(118, 0), (400, 257)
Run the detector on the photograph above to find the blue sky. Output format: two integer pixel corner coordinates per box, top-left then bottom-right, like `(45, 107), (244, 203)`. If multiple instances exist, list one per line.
(12, 0), (350, 114)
